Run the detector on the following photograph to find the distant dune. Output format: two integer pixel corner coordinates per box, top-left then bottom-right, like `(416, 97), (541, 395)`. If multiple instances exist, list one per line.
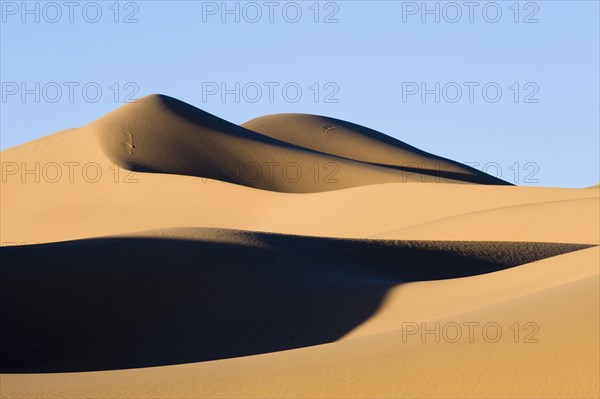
(0, 94), (597, 398)
(242, 113), (507, 185)
(373, 196), (599, 244)
(94, 94), (509, 192)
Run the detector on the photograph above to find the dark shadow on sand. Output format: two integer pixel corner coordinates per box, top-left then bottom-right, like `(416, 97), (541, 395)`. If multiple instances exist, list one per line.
(0, 230), (593, 373)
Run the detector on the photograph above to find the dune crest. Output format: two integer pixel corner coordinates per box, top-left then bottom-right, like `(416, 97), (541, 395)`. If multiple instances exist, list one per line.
(91, 94), (508, 192)
(242, 113), (508, 185)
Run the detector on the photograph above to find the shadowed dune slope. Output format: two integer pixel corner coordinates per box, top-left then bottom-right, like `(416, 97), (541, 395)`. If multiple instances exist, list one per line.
(0, 227), (592, 373)
(92, 94), (507, 192)
(2, 247), (597, 398)
(242, 113), (509, 185)
(92, 94), (402, 192)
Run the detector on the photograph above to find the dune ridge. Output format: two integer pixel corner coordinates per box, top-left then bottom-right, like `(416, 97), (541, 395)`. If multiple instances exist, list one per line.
(0, 227), (593, 373)
(1, 247), (597, 398)
(373, 196), (599, 244)
(92, 94), (509, 192)
(242, 113), (508, 185)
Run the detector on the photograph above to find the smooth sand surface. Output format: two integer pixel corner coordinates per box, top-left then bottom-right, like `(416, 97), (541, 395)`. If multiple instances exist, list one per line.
(241, 113), (507, 185)
(2, 248), (597, 398)
(1, 94), (598, 398)
(373, 196), (599, 244)
(93, 95), (508, 192)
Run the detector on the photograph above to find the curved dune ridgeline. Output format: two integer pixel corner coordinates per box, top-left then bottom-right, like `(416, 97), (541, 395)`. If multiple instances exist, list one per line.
(93, 94), (509, 192)
(242, 113), (509, 185)
(0, 227), (592, 373)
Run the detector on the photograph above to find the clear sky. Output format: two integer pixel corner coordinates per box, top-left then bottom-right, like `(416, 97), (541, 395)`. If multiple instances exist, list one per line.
(1, 0), (598, 187)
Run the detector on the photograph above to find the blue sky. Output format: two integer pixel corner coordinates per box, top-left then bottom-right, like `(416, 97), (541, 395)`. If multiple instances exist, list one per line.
(1, 0), (598, 187)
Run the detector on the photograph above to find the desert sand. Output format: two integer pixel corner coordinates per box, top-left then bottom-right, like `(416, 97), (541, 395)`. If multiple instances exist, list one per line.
(1, 94), (598, 398)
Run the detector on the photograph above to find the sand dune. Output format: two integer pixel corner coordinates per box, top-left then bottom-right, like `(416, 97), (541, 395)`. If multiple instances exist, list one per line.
(0, 94), (597, 398)
(373, 196), (599, 244)
(2, 227), (590, 373)
(1, 146), (593, 244)
(242, 113), (507, 184)
(345, 244), (600, 339)
(93, 94), (508, 192)
(2, 247), (597, 398)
